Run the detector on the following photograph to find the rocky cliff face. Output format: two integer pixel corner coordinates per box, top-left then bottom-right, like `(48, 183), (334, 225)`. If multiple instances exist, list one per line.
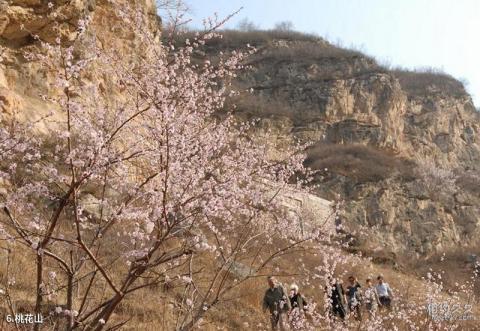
(2, 5), (480, 259)
(0, 0), (158, 126)
(214, 33), (480, 257)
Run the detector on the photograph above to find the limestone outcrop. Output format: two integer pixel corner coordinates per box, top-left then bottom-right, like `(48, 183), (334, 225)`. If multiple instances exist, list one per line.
(225, 36), (480, 256)
(2, 3), (479, 258)
(0, 0), (158, 127)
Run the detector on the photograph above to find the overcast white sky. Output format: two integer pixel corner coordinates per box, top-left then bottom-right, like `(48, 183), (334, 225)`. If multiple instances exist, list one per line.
(180, 0), (479, 107)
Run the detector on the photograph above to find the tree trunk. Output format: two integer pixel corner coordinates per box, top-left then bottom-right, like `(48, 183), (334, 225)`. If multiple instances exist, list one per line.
(33, 254), (43, 331)
(86, 293), (123, 331)
(67, 272), (74, 331)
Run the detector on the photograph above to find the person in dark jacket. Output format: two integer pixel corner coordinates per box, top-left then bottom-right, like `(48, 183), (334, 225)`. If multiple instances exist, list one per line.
(325, 277), (347, 322)
(289, 284), (308, 310)
(346, 275), (362, 321)
(263, 276), (291, 330)
(289, 283), (308, 328)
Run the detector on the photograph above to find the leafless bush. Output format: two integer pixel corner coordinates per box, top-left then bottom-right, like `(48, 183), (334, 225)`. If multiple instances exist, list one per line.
(273, 21), (294, 31)
(236, 18), (259, 31)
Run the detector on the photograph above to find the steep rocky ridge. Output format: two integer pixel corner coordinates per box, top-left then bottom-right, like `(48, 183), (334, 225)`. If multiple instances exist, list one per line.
(2, 1), (479, 260)
(202, 31), (480, 257)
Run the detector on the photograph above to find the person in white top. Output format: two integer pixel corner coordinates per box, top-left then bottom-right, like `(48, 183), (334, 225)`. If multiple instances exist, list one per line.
(375, 275), (393, 309)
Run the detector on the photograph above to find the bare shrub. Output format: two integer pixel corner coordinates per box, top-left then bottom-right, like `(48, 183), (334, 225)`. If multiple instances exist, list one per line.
(273, 21), (294, 31)
(236, 18), (259, 31)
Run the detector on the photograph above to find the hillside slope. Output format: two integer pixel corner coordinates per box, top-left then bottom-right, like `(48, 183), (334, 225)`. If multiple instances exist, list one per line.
(2, 3), (480, 329)
(182, 30), (480, 258)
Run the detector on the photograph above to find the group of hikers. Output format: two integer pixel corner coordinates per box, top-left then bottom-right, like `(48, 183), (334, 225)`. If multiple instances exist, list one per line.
(262, 275), (394, 330)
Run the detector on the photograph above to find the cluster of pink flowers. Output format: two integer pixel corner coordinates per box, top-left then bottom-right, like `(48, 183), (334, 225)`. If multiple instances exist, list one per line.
(0, 2), (314, 330)
(1, 2), (477, 330)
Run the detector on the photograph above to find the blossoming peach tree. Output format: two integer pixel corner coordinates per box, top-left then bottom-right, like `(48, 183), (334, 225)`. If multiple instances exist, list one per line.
(3, 2), (476, 331)
(0, 3), (323, 330)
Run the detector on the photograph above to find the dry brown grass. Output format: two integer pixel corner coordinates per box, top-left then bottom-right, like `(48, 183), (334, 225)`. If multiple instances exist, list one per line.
(204, 244), (480, 330)
(170, 29), (320, 51)
(305, 143), (415, 183)
(172, 29), (381, 79)
(227, 93), (300, 120)
(456, 171), (480, 196)
(254, 41), (367, 61)
(2, 238), (480, 330)
(399, 244), (480, 295)
(393, 68), (467, 98)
